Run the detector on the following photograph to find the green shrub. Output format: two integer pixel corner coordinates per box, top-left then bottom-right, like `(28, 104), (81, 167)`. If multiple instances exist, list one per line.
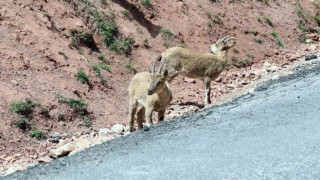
(57, 113), (65, 121)
(265, 17), (273, 27)
(141, 0), (151, 8)
(92, 64), (107, 85)
(83, 116), (91, 128)
(117, 38), (135, 54)
(271, 31), (285, 48)
(76, 69), (90, 85)
(99, 62), (111, 72)
(30, 129), (45, 140)
(59, 97), (88, 115)
(121, 10), (130, 17)
(10, 99), (35, 117)
(126, 64), (137, 74)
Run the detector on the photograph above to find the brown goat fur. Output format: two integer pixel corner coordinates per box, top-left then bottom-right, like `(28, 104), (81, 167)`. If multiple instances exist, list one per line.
(128, 63), (173, 132)
(159, 36), (237, 105)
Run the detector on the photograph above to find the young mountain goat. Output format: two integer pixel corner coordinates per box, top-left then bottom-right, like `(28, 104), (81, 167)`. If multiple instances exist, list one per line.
(128, 62), (173, 132)
(158, 36), (236, 105)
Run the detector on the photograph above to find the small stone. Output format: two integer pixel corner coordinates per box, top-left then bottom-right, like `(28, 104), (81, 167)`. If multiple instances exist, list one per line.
(75, 21), (84, 27)
(266, 65), (278, 73)
(98, 128), (111, 136)
(306, 39), (313, 44)
(49, 132), (61, 143)
(38, 156), (52, 164)
(308, 45), (317, 51)
(11, 80), (18, 85)
(263, 61), (271, 68)
(183, 77), (196, 83)
(50, 143), (77, 158)
(111, 124), (125, 134)
(305, 54), (318, 61)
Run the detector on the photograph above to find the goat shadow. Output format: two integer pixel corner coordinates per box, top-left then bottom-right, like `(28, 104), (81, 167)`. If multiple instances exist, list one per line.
(177, 102), (205, 109)
(110, 0), (162, 38)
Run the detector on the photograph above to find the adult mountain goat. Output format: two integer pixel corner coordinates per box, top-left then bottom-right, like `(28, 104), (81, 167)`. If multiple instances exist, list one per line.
(158, 36), (237, 105)
(128, 62), (172, 132)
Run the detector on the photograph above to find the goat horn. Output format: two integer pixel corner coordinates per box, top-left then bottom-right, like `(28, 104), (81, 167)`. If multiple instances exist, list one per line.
(219, 36), (230, 43)
(152, 60), (156, 73)
(158, 62), (166, 74)
(224, 36), (236, 43)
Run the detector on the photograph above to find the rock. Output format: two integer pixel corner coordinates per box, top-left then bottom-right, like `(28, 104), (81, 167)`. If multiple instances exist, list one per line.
(11, 80), (18, 85)
(111, 124), (125, 134)
(306, 33), (319, 41)
(98, 128), (111, 136)
(5, 165), (27, 175)
(183, 77), (196, 83)
(38, 156), (52, 163)
(308, 45), (317, 51)
(75, 21), (84, 27)
(49, 132), (61, 143)
(227, 83), (238, 89)
(305, 54), (318, 61)
(266, 65), (279, 73)
(306, 39), (313, 44)
(263, 61), (271, 68)
(50, 143), (77, 158)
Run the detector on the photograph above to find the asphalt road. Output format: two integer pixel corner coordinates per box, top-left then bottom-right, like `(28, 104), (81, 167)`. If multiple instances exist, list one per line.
(4, 62), (320, 180)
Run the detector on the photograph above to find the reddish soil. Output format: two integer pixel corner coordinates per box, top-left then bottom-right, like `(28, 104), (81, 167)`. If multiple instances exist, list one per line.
(1, 0), (320, 174)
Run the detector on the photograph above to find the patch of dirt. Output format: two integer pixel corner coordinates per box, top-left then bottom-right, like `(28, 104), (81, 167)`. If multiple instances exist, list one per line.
(1, 0), (320, 175)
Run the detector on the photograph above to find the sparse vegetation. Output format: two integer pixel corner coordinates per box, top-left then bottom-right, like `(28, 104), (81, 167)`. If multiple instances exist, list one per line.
(10, 99), (35, 118)
(99, 62), (111, 72)
(126, 64), (137, 74)
(141, 0), (151, 8)
(57, 95), (89, 116)
(10, 99), (50, 131)
(271, 31), (285, 48)
(58, 51), (69, 60)
(57, 95), (91, 129)
(296, 7), (306, 19)
(57, 113), (65, 121)
(121, 10), (130, 18)
(244, 30), (259, 36)
(30, 129), (45, 140)
(92, 64), (108, 85)
(39, 106), (50, 118)
(83, 116), (92, 129)
(69, 29), (98, 50)
(15, 116), (29, 130)
(314, 15), (320, 25)
(161, 28), (175, 48)
(265, 17), (273, 27)
(143, 39), (151, 48)
(100, 0), (107, 5)
(254, 38), (264, 44)
(117, 38), (135, 54)
(43, 13), (51, 21)
(97, 52), (105, 61)
(76, 69), (90, 85)
(297, 22), (307, 43)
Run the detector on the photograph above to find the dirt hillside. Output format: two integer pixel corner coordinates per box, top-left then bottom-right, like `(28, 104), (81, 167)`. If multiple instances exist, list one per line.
(1, 0), (320, 174)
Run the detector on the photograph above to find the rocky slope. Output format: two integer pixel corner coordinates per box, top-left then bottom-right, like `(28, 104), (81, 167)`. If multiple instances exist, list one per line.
(1, 0), (320, 175)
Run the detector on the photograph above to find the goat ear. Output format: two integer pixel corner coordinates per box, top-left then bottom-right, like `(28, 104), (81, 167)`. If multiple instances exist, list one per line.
(163, 69), (168, 77)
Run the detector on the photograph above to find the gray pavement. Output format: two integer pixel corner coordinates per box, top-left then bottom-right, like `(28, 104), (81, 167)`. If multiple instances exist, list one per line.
(3, 62), (320, 180)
